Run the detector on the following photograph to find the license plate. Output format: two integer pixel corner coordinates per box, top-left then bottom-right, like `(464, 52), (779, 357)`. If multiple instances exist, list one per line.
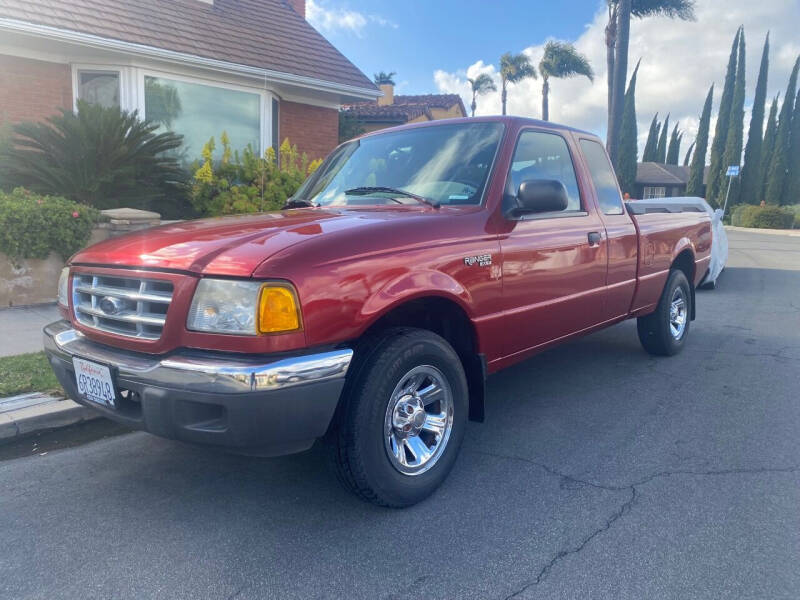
(73, 357), (116, 407)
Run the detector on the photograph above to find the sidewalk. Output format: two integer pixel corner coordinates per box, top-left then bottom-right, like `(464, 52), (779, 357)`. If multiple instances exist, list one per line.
(724, 225), (800, 237)
(0, 304), (60, 357)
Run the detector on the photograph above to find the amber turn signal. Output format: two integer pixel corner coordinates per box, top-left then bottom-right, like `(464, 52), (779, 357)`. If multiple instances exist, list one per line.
(258, 285), (302, 333)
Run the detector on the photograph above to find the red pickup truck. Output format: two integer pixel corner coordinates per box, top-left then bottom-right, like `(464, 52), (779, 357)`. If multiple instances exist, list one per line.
(44, 117), (711, 506)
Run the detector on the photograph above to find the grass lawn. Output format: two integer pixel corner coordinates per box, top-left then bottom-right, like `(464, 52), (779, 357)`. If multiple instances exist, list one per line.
(0, 352), (62, 397)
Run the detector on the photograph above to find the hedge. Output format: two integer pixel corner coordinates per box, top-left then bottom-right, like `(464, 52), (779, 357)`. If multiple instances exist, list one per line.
(0, 188), (98, 261)
(731, 204), (795, 229)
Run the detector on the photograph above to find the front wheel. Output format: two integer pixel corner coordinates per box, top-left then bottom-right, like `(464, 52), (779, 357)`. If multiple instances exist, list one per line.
(637, 269), (692, 356)
(330, 328), (468, 507)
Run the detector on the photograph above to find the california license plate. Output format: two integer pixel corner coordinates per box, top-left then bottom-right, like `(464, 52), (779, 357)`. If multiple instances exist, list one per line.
(73, 357), (116, 407)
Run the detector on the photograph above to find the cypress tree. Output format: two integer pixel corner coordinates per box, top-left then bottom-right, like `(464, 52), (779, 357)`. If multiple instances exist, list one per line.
(765, 56), (799, 205)
(786, 87), (800, 204)
(759, 95), (780, 199)
(666, 123), (681, 164)
(642, 114), (660, 161)
(656, 113), (670, 163)
(687, 85), (714, 197)
(740, 33), (770, 205)
(616, 60), (640, 195)
(683, 141), (695, 166)
(718, 29), (746, 207)
(707, 27), (742, 204)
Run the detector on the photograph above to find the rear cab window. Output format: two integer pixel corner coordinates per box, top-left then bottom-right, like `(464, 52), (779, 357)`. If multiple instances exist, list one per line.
(579, 139), (625, 215)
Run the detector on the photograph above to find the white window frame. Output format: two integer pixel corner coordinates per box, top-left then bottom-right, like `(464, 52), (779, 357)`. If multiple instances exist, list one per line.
(72, 64), (133, 111)
(70, 64), (274, 154)
(643, 186), (667, 199)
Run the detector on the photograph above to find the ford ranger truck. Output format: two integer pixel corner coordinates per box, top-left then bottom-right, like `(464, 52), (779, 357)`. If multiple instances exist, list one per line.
(44, 117), (712, 507)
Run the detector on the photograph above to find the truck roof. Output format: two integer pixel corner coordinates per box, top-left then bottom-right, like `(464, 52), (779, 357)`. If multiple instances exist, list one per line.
(355, 115), (598, 140)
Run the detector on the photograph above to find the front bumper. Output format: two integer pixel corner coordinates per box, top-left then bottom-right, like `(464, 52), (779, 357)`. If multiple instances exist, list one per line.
(43, 320), (353, 456)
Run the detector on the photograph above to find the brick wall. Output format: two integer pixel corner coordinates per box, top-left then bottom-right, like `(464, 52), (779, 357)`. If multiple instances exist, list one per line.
(279, 100), (338, 161)
(0, 55), (72, 124)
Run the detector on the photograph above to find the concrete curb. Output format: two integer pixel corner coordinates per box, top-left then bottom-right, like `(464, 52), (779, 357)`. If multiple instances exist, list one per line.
(725, 225), (800, 237)
(0, 398), (101, 442)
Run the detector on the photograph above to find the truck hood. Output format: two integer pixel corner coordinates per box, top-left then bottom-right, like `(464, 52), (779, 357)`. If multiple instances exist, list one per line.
(71, 207), (428, 276)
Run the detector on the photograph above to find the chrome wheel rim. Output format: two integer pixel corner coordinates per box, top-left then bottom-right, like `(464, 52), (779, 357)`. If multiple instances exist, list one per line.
(669, 287), (687, 340)
(384, 365), (454, 476)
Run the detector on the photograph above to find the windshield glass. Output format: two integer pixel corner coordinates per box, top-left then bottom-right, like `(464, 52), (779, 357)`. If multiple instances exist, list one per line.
(295, 122), (504, 207)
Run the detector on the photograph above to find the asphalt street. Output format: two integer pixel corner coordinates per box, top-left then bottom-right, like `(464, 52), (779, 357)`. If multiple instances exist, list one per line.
(1, 229), (799, 599)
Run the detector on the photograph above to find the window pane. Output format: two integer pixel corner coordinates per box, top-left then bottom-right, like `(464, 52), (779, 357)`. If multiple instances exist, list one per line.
(579, 139), (624, 215)
(79, 72), (119, 108)
(509, 131), (581, 211)
(144, 76), (261, 163)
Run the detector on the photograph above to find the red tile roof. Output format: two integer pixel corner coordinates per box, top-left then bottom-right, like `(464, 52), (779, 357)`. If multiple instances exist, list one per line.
(393, 94), (467, 114)
(0, 0), (376, 92)
(343, 93), (466, 124)
(342, 103), (433, 124)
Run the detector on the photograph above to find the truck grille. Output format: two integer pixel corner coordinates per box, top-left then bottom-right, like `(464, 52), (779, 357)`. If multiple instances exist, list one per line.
(72, 274), (173, 340)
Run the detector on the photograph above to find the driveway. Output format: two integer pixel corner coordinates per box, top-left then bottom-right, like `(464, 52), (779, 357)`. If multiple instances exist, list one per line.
(1, 229), (798, 599)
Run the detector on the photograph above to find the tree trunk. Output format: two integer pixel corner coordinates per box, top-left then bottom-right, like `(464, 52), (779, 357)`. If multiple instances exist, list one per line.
(608, 0), (630, 164)
(605, 5), (617, 139)
(471, 94), (477, 118)
(501, 84), (507, 116)
(542, 77), (550, 121)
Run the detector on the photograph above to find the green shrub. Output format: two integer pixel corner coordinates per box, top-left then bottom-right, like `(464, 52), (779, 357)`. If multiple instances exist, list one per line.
(731, 204), (758, 227)
(190, 134), (321, 216)
(732, 204), (794, 229)
(3, 101), (185, 211)
(787, 205), (800, 229)
(0, 188), (98, 261)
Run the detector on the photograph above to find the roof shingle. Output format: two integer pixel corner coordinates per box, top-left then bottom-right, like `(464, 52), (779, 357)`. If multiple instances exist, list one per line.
(0, 0), (376, 92)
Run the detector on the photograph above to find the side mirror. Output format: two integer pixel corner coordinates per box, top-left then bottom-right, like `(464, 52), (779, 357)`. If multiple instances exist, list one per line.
(511, 179), (569, 216)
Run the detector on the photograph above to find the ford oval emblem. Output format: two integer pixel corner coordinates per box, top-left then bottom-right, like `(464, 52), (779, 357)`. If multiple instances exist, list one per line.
(99, 296), (124, 315)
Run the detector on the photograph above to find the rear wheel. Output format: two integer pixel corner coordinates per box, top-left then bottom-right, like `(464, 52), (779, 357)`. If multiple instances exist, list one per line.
(330, 328), (468, 507)
(637, 269), (692, 356)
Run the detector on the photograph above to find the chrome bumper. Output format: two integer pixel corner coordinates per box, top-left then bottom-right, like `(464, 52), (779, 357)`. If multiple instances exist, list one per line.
(43, 320), (353, 395)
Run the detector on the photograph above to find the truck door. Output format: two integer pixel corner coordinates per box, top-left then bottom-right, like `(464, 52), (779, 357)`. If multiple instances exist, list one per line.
(498, 129), (608, 358)
(577, 138), (639, 321)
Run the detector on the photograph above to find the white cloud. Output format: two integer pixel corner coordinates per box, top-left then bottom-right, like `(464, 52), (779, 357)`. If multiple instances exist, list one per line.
(306, 0), (396, 37)
(434, 0), (800, 156)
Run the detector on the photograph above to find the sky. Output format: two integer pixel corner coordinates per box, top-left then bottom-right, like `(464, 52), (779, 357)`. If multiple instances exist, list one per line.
(308, 0), (800, 156)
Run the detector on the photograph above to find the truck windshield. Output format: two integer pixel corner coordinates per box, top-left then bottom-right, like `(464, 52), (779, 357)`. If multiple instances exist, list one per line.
(294, 122), (504, 207)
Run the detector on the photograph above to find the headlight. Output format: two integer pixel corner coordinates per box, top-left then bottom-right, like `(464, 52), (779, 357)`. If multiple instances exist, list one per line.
(57, 267), (70, 307)
(187, 279), (302, 335)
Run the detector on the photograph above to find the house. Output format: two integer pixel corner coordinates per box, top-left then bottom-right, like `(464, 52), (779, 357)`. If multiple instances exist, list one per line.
(635, 162), (709, 199)
(343, 83), (467, 134)
(0, 0), (378, 162)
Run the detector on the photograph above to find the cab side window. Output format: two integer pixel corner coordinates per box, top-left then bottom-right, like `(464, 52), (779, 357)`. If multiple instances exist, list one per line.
(579, 139), (625, 215)
(508, 131), (582, 212)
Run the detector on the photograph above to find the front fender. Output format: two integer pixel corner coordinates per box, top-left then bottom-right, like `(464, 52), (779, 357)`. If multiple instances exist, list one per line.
(359, 269), (474, 326)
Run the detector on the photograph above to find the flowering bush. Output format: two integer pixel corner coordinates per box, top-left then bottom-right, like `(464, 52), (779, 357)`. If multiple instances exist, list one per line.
(190, 134), (322, 216)
(0, 188), (99, 261)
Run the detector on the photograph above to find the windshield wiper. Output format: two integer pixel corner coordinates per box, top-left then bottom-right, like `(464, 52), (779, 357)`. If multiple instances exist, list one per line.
(282, 197), (317, 209)
(344, 186), (440, 209)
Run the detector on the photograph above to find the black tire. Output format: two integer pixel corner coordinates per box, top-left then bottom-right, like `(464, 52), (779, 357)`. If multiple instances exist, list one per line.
(637, 269), (692, 356)
(330, 328), (468, 507)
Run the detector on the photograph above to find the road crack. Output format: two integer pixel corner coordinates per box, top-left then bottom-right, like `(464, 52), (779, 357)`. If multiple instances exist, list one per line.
(474, 450), (800, 599)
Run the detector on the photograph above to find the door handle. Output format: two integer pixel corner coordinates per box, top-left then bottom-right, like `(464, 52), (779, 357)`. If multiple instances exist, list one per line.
(588, 231), (602, 246)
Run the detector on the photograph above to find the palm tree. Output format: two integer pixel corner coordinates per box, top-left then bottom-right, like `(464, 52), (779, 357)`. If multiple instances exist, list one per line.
(373, 71), (396, 85)
(467, 73), (497, 117)
(539, 41), (594, 121)
(499, 52), (537, 116)
(606, 0), (695, 159)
